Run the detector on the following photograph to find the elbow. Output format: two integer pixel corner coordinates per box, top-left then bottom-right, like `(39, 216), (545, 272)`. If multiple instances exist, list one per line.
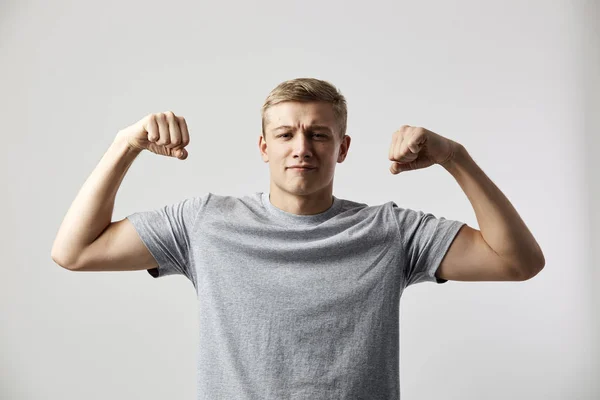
(51, 251), (77, 271)
(517, 258), (545, 281)
(521, 267), (543, 281)
(515, 247), (545, 281)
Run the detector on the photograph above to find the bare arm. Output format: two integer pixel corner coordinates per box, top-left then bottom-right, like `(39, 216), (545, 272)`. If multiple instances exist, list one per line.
(51, 137), (143, 269)
(439, 144), (545, 280)
(51, 112), (189, 271)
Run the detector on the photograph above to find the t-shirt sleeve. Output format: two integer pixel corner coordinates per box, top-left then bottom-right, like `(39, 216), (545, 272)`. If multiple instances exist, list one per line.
(392, 203), (466, 287)
(125, 194), (208, 283)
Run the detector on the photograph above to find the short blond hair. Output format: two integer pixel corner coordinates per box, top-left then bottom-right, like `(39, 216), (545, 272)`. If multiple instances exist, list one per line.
(261, 77), (347, 140)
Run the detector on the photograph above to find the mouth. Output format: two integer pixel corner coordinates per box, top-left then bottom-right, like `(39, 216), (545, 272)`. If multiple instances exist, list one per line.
(288, 167), (315, 176)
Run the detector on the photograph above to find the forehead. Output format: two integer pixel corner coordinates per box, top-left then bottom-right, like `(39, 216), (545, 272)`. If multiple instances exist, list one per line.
(265, 101), (336, 130)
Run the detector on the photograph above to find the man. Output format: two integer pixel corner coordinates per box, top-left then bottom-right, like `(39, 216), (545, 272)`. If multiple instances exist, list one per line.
(51, 77), (545, 399)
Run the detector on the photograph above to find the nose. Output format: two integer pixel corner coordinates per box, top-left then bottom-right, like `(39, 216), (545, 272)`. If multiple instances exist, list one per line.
(292, 134), (313, 160)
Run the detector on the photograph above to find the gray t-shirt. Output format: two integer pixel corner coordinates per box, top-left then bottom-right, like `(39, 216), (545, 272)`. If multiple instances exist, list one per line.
(126, 191), (465, 400)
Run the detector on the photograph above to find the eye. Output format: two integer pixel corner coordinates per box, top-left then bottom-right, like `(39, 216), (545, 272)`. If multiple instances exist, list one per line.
(277, 133), (326, 138)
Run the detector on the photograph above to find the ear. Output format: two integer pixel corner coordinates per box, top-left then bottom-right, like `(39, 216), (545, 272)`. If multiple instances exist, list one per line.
(258, 134), (269, 163)
(337, 135), (351, 163)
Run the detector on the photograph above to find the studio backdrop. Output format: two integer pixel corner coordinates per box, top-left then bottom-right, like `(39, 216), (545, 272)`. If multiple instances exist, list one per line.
(1, 0), (598, 399)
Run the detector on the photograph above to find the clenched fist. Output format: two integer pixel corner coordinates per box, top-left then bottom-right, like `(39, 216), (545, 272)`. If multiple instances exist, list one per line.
(115, 111), (190, 160)
(388, 125), (459, 174)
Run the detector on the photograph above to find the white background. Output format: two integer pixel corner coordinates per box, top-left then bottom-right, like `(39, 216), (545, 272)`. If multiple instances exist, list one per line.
(1, 0), (598, 399)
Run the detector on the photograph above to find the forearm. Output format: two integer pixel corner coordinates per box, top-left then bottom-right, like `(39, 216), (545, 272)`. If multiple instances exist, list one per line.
(441, 144), (545, 273)
(51, 138), (142, 266)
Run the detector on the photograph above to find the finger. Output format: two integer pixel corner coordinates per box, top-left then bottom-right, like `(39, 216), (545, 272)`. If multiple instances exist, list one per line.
(389, 131), (399, 161)
(165, 111), (181, 149)
(155, 113), (171, 146)
(389, 131), (404, 161)
(394, 134), (406, 161)
(146, 114), (159, 142)
(406, 137), (422, 154)
(177, 116), (190, 147)
(407, 130), (425, 154)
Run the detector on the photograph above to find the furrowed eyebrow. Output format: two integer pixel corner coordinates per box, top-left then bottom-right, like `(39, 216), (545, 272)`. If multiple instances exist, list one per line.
(273, 125), (332, 133)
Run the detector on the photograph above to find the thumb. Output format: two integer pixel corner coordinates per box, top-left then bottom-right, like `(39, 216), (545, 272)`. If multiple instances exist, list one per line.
(390, 162), (405, 174)
(175, 148), (188, 160)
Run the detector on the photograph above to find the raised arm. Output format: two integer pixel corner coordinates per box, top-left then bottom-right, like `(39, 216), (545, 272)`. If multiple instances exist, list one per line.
(51, 112), (190, 271)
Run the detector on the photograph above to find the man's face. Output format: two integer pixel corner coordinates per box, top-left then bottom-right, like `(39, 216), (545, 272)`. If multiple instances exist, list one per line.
(259, 101), (351, 197)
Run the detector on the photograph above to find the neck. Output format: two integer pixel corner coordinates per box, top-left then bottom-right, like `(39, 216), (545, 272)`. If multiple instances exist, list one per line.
(268, 184), (334, 215)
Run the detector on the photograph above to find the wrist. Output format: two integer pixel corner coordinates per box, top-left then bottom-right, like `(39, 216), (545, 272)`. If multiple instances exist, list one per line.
(112, 134), (143, 156)
(440, 142), (468, 171)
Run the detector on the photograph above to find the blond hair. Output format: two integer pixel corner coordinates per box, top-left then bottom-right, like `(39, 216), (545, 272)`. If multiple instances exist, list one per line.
(261, 77), (347, 140)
